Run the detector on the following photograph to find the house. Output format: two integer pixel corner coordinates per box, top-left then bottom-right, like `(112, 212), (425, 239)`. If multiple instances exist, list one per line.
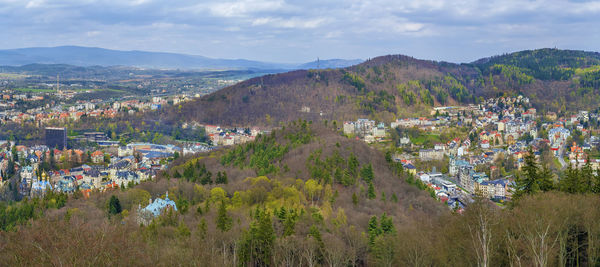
(449, 156), (471, 176)
(419, 149), (445, 161)
(403, 163), (417, 175)
(343, 122), (355, 135)
(137, 192), (178, 225)
(91, 151), (104, 164)
(480, 140), (490, 149)
(372, 123), (386, 138)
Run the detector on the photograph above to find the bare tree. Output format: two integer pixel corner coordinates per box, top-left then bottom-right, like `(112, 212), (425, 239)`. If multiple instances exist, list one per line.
(301, 237), (319, 267)
(465, 198), (497, 267)
(275, 236), (300, 267)
(322, 234), (347, 267)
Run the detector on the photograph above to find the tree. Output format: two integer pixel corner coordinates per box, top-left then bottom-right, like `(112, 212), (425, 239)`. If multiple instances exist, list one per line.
(579, 157), (594, 193)
(360, 163), (374, 183)
(348, 153), (359, 178)
(513, 148), (554, 199)
(239, 209), (275, 266)
(304, 179), (323, 205)
(200, 171), (213, 185)
(108, 195), (122, 215)
(465, 198), (497, 267)
(559, 163), (581, 194)
(216, 171), (228, 184)
(380, 213), (395, 234)
(367, 182), (376, 199)
(216, 200), (232, 232)
(368, 216), (381, 245)
(372, 235), (397, 267)
(352, 192), (359, 206)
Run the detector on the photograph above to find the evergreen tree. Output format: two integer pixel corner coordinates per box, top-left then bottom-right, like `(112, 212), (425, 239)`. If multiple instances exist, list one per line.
(513, 148), (556, 199)
(183, 164), (194, 181)
(239, 209), (275, 266)
(108, 195), (122, 215)
(200, 172), (213, 185)
(580, 157), (594, 193)
(216, 200), (232, 232)
(559, 163), (581, 194)
(367, 182), (376, 199)
(215, 171), (228, 184)
(352, 192), (359, 206)
(360, 163), (374, 183)
(348, 153), (359, 178)
(368, 216), (381, 245)
(538, 164), (556, 192)
(282, 213), (296, 237)
(380, 213), (395, 234)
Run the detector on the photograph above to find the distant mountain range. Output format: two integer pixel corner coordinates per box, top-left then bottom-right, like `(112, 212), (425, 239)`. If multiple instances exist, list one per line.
(0, 46), (362, 70)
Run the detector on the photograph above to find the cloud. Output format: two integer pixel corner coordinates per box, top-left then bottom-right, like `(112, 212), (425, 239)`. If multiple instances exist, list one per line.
(0, 0), (599, 62)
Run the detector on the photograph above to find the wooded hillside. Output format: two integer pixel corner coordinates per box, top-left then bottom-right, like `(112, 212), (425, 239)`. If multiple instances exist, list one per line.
(159, 49), (600, 127)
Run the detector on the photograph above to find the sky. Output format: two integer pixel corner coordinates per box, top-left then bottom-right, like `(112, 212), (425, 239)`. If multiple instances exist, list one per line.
(0, 0), (599, 63)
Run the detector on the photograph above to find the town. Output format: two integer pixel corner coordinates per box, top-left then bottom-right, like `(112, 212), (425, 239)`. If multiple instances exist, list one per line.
(0, 123), (264, 200)
(342, 95), (600, 210)
(3, 93), (599, 210)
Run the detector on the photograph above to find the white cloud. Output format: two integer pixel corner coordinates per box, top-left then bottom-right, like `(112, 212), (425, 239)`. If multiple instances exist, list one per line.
(25, 0), (45, 8)
(252, 17), (326, 29)
(0, 0), (599, 62)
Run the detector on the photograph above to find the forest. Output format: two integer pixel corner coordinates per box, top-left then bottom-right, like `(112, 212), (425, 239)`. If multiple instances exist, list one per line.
(1, 122), (600, 266)
(163, 49), (600, 127)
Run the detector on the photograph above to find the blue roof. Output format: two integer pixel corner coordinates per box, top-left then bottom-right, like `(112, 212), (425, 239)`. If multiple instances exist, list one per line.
(142, 192), (178, 217)
(404, 163), (416, 169)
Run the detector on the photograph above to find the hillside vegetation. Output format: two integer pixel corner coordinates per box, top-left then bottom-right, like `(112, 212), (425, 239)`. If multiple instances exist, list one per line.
(161, 49), (600, 127)
(3, 123), (600, 266)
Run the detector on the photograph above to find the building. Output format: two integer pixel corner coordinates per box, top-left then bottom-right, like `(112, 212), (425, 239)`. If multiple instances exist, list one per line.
(137, 192), (178, 225)
(45, 127), (67, 150)
(84, 132), (108, 142)
(419, 149), (445, 161)
(91, 151), (105, 164)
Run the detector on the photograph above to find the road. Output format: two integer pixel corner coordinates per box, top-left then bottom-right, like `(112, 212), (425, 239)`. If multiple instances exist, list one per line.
(557, 144), (567, 169)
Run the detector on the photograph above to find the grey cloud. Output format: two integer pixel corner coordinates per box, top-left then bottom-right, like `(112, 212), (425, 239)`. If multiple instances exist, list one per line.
(0, 0), (599, 62)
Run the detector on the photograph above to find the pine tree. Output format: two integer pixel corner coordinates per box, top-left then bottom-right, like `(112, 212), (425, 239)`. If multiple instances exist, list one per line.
(513, 148), (541, 199)
(348, 153), (359, 178)
(368, 216), (381, 245)
(367, 182), (376, 199)
(352, 192), (359, 206)
(282, 213), (296, 237)
(215, 171), (228, 184)
(380, 213), (395, 234)
(200, 171), (213, 185)
(538, 164), (555, 192)
(216, 200), (232, 232)
(360, 163), (374, 183)
(580, 157), (594, 193)
(108, 195), (122, 215)
(239, 209), (275, 266)
(559, 163), (580, 194)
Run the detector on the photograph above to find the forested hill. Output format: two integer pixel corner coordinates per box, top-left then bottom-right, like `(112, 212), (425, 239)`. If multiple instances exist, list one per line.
(161, 48), (600, 127)
(0, 122), (446, 265)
